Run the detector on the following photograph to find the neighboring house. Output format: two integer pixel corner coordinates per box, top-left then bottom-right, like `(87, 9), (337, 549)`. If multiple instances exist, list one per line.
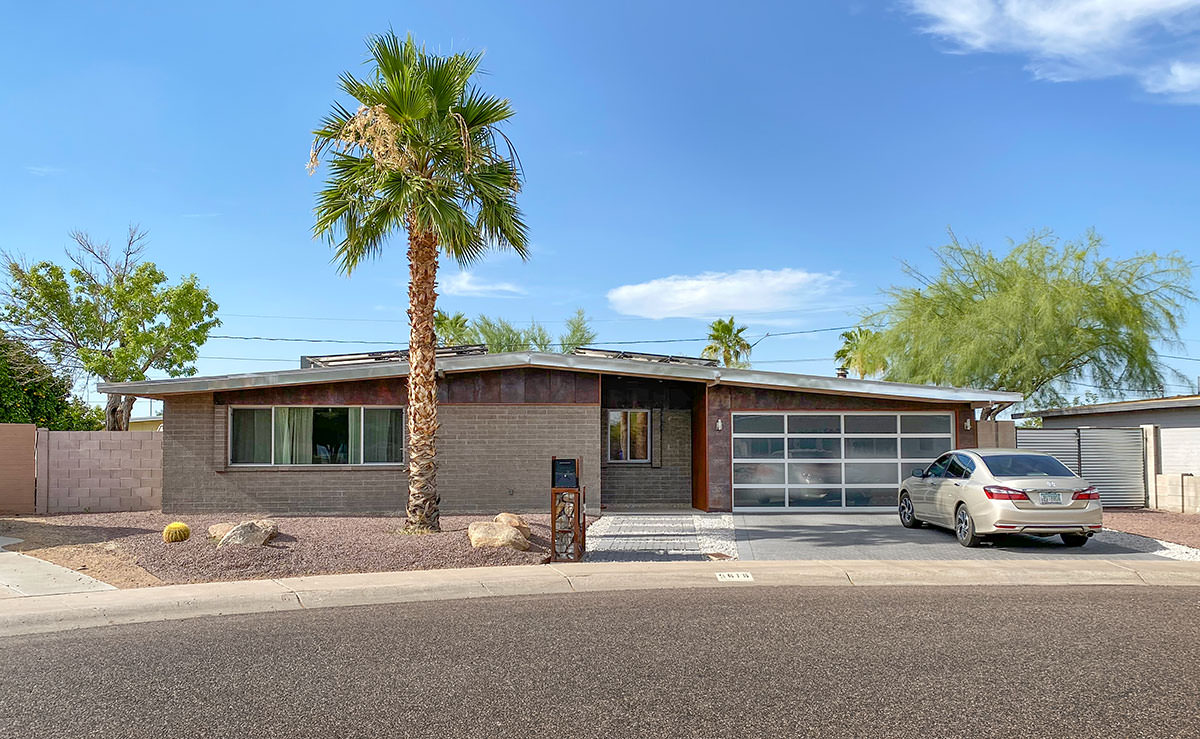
(98, 348), (1018, 515)
(1019, 395), (1200, 477)
(127, 415), (164, 432)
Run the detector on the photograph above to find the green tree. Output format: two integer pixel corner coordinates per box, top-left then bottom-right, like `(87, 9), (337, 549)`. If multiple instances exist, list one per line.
(311, 33), (528, 532)
(473, 315), (530, 353)
(702, 316), (752, 368)
(833, 327), (885, 378)
(433, 310), (477, 346)
(524, 322), (553, 352)
(558, 308), (597, 354)
(1, 228), (220, 430)
(858, 229), (1193, 417)
(0, 334), (104, 430)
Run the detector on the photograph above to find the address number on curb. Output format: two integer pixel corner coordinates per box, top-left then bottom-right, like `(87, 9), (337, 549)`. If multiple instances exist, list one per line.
(715, 572), (754, 582)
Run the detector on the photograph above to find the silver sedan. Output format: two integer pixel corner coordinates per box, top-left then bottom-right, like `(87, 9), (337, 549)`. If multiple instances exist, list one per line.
(898, 449), (1103, 547)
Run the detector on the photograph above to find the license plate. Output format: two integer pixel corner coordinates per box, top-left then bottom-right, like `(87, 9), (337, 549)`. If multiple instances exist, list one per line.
(1039, 492), (1063, 505)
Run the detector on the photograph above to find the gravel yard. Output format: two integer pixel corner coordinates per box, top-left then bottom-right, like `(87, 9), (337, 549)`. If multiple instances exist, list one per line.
(1104, 509), (1200, 550)
(0, 511), (553, 587)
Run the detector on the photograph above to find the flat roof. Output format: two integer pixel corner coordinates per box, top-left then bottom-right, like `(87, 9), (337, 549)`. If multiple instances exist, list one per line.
(1015, 394), (1200, 419)
(97, 351), (1021, 406)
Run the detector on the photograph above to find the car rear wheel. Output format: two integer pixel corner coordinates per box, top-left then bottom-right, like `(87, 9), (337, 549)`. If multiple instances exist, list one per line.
(1061, 533), (1089, 547)
(898, 493), (922, 528)
(955, 505), (983, 548)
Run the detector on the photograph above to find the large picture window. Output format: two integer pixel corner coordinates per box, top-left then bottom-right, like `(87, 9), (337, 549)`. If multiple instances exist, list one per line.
(607, 409), (650, 462)
(230, 406), (404, 466)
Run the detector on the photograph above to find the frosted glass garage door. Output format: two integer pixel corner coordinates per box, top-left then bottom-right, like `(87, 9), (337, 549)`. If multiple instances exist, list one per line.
(731, 412), (955, 510)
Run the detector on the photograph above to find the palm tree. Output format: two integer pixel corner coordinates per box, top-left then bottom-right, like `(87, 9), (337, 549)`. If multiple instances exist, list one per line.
(310, 33), (528, 532)
(834, 327), (883, 378)
(434, 310), (476, 346)
(702, 316), (752, 368)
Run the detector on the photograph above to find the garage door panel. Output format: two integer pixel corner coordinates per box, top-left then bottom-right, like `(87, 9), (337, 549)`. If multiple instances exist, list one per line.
(732, 412), (954, 510)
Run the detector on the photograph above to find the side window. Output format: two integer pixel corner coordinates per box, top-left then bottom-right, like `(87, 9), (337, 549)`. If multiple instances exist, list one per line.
(954, 453), (976, 478)
(926, 454), (952, 478)
(945, 456), (968, 479)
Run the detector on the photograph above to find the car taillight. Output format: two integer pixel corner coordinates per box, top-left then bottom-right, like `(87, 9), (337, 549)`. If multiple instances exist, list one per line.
(1072, 487), (1100, 500)
(983, 485), (1029, 501)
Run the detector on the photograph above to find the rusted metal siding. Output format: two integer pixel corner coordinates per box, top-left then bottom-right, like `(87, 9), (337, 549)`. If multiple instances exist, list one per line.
(0, 424), (36, 514)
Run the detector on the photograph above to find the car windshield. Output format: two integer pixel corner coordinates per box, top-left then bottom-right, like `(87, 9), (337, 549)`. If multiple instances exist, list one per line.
(980, 453), (1076, 478)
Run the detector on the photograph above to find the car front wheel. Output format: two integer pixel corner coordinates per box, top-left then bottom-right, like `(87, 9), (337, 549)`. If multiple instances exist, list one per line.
(1061, 533), (1088, 547)
(898, 493), (922, 528)
(955, 505), (983, 548)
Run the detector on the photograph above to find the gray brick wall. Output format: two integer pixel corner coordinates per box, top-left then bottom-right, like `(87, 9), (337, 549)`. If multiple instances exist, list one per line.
(38, 430), (163, 513)
(163, 394), (601, 515)
(602, 409), (692, 507)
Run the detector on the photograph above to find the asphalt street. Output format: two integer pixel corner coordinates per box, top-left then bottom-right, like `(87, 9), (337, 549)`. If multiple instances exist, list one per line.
(2, 586), (1199, 738)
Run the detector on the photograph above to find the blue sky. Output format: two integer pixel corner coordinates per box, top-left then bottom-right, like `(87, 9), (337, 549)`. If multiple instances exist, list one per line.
(3, 1), (1199, 415)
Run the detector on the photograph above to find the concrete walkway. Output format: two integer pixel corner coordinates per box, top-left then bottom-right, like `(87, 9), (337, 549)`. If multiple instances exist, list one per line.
(0, 536), (117, 598)
(586, 512), (737, 561)
(3, 558), (1199, 637)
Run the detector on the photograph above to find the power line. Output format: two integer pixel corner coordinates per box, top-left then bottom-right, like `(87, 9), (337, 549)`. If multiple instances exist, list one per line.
(207, 325), (862, 347)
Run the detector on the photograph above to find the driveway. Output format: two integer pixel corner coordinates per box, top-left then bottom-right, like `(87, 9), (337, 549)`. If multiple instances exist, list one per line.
(735, 513), (1174, 560)
(586, 512), (737, 561)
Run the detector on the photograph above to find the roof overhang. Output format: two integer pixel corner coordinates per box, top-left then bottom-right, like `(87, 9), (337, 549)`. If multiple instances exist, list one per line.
(98, 351), (1022, 406)
(1015, 395), (1200, 419)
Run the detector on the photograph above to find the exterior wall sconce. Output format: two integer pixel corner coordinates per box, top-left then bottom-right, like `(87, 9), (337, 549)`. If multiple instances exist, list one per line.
(716, 418), (723, 431)
(964, 416), (972, 430)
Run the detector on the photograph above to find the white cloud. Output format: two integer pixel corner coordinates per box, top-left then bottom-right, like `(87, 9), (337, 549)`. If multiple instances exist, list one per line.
(25, 165), (63, 176)
(440, 271), (526, 298)
(606, 268), (845, 320)
(904, 0), (1200, 100)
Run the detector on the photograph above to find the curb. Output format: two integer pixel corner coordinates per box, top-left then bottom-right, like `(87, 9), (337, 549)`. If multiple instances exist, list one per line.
(3, 558), (1200, 638)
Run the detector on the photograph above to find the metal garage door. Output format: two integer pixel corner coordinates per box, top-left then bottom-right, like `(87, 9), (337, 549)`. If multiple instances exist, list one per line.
(731, 412), (955, 510)
(1016, 427), (1145, 508)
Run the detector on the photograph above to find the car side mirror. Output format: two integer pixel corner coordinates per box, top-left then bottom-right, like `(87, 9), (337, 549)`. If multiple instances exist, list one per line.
(912, 468), (926, 478)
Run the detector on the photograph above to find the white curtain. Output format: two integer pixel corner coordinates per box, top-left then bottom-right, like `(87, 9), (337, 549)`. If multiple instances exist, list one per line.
(274, 407), (313, 464)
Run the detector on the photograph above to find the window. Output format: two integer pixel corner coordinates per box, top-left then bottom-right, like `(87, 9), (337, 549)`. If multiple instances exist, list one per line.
(979, 453), (1076, 478)
(230, 406), (404, 466)
(608, 409), (650, 462)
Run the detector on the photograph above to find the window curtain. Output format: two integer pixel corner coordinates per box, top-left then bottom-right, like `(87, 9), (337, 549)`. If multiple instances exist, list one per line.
(274, 407), (313, 464)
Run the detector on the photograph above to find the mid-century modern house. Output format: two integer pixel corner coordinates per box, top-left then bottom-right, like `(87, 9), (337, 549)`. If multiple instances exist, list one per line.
(98, 348), (1020, 515)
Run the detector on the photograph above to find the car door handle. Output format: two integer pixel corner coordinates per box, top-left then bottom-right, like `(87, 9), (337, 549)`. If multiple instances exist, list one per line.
(953, 482), (962, 487)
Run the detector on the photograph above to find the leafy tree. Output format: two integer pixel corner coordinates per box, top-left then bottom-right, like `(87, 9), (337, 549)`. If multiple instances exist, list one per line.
(0, 335), (104, 430)
(858, 229), (1193, 417)
(702, 316), (752, 368)
(558, 308), (597, 354)
(311, 33), (528, 532)
(1, 228), (220, 430)
(473, 315), (530, 353)
(433, 310), (477, 346)
(525, 322), (553, 352)
(833, 327), (885, 378)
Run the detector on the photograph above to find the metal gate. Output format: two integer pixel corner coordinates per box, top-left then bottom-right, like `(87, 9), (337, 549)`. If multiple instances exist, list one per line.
(1016, 427), (1145, 508)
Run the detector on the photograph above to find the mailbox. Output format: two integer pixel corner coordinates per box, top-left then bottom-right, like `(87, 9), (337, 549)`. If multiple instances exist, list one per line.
(552, 457), (579, 490)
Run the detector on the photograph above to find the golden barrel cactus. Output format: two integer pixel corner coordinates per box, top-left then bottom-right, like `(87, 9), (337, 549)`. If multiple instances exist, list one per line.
(163, 522), (191, 543)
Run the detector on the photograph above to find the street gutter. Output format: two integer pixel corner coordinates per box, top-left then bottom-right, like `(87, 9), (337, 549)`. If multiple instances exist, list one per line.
(3, 558), (1199, 638)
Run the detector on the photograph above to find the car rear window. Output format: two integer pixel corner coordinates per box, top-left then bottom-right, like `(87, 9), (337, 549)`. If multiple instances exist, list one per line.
(979, 453), (1076, 478)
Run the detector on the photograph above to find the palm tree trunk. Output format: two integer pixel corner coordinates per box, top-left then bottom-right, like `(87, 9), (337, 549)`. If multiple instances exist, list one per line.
(405, 228), (441, 532)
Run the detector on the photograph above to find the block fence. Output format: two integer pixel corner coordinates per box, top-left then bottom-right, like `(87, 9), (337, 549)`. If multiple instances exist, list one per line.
(35, 430), (163, 514)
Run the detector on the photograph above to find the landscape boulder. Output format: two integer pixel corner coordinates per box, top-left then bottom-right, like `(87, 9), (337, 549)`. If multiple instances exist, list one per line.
(493, 512), (532, 539)
(217, 519), (280, 548)
(468, 521), (530, 551)
(207, 522), (237, 541)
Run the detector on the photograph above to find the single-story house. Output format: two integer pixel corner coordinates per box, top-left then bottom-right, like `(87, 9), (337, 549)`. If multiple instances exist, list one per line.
(1018, 395), (1200, 478)
(98, 348), (1019, 515)
(128, 415), (164, 432)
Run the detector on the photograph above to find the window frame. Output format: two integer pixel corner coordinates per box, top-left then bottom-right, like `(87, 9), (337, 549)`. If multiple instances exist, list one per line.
(606, 408), (652, 464)
(227, 405), (406, 468)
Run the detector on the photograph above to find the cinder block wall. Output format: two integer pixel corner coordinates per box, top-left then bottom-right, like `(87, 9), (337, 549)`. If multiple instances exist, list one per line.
(601, 409), (692, 507)
(163, 393), (601, 515)
(38, 430), (163, 513)
(1154, 474), (1200, 514)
